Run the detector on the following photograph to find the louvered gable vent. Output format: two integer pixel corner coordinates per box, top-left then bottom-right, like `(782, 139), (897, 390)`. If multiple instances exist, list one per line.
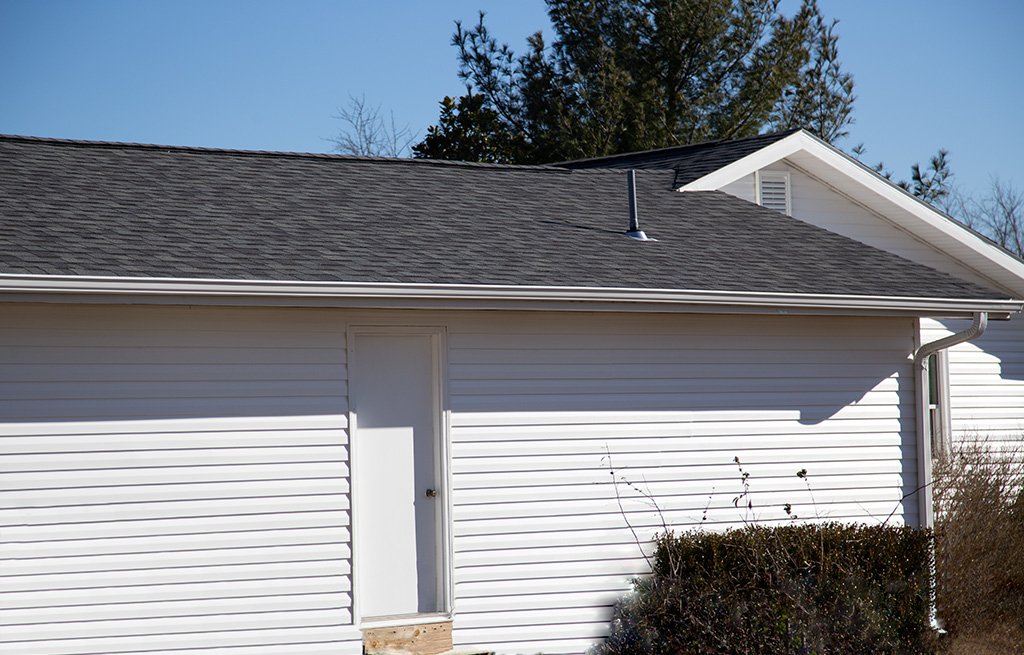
(756, 171), (791, 215)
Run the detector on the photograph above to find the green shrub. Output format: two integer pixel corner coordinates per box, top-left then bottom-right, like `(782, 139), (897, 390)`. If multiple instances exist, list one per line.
(596, 524), (936, 655)
(933, 440), (1024, 650)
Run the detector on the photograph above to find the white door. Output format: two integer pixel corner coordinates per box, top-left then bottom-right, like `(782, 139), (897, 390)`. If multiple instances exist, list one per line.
(352, 330), (444, 620)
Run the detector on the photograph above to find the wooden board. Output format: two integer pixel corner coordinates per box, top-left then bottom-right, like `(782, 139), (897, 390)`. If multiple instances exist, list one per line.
(362, 621), (452, 655)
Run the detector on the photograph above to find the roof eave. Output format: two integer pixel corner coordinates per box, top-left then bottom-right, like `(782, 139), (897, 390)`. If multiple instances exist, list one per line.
(1, 274), (1018, 319)
(678, 130), (1024, 297)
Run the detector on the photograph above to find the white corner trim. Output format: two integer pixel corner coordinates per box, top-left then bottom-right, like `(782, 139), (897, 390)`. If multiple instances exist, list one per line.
(0, 273), (1020, 317)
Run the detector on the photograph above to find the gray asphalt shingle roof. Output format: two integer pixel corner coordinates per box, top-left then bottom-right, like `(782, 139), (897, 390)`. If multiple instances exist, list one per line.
(0, 134), (1007, 301)
(557, 130), (800, 186)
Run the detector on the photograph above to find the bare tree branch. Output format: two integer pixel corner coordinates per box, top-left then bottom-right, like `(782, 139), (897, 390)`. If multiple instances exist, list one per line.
(947, 178), (1024, 257)
(331, 94), (417, 158)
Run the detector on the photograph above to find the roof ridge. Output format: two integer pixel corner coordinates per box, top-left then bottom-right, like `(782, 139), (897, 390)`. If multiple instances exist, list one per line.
(554, 128), (803, 166)
(0, 133), (574, 172)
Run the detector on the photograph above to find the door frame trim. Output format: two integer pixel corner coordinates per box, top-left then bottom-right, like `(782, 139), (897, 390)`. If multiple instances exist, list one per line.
(347, 324), (453, 626)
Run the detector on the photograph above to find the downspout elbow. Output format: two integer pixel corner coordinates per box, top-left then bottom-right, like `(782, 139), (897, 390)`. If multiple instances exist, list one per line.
(914, 312), (987, 367)
(914, 311), (987, 481)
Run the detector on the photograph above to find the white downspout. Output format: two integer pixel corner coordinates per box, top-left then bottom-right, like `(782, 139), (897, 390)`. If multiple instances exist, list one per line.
(913, 311), (987, 528)
(913, 311), (986, 632)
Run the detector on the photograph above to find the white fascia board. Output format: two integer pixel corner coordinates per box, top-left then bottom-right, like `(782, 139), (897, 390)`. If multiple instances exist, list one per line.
(680, 130), (1024, 294)
(680, 130), (809, 192)
(0, 273), (1019, 318)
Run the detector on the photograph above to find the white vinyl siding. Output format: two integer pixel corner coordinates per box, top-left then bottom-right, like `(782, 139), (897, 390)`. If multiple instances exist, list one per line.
(0, 304), (362, 655)
(445, 312), (918, 654)
(921, 317), (1024, 451)
(719, 174), (756, 204)
(1, 305), (920, 655)
(718, 163), (1024, 466)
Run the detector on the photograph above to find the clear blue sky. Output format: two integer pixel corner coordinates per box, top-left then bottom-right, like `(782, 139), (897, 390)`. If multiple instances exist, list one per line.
(1, 0), (1021, 197)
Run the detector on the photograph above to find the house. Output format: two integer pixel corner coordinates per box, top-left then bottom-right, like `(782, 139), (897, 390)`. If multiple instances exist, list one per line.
(0, 132), (1022, 655)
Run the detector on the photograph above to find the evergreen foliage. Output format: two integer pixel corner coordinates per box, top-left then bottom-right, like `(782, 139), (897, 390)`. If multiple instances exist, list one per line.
(769, 8), (855, 142)
(414, 0), (855, 163)
(412, 94), (529, 163)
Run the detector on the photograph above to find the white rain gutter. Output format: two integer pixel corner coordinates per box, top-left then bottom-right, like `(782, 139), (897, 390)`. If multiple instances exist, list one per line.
(913, 311), (988, 529)
(0, 274), (1020, 318)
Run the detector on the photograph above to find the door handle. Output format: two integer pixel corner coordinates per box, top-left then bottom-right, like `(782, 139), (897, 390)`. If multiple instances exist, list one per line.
(425, 488), (438, 498)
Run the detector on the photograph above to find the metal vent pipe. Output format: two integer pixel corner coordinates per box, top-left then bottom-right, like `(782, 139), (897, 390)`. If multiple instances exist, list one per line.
(625, 170), (651, 241)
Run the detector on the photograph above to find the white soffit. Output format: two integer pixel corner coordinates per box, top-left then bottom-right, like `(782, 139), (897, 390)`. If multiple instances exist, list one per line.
(681, 130), (1024, 298)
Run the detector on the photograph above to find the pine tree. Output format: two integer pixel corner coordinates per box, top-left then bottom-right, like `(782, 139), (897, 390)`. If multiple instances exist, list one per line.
(414, 0), (855, 163)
